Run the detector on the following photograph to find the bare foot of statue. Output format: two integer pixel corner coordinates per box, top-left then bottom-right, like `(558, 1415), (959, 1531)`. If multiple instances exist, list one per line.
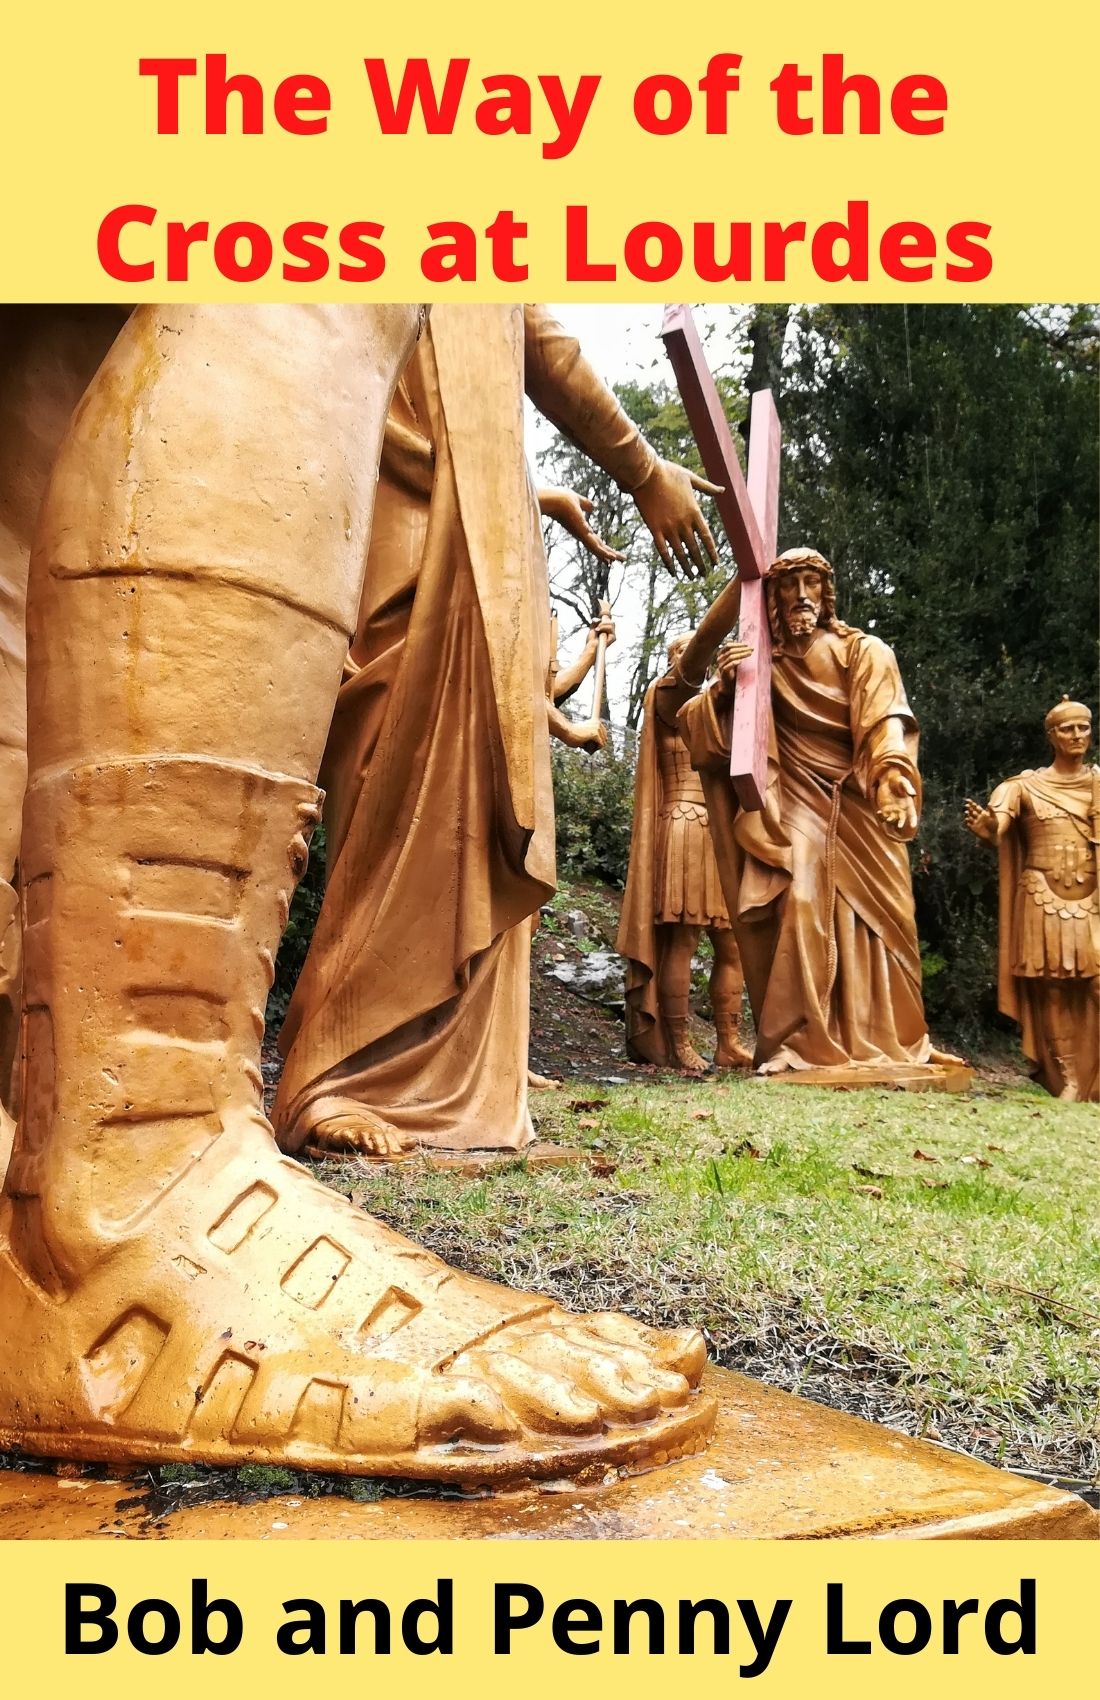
(299, 1096), (411, 1159)
(666, 1019), (710, 1075)
(527, 1070), (561, 1090)
(929, 1046), (968, 1067)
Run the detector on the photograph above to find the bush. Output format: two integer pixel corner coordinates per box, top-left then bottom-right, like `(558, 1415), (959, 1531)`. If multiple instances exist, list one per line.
(551, 736), (636, 888)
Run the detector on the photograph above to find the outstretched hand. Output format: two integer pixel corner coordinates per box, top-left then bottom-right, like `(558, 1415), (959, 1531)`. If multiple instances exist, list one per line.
(632, 459), (721, 578)
(875, 769), (919, 839)
(964, 798), (997, 844)
(538, 486), (626, 564)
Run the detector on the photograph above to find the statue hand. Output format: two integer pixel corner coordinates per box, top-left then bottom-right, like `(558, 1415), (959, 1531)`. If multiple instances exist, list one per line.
(715, 639), (753, 701)
(589, 611), (617, 648)
(575, 718), (609, 755)
(538, 486), (626, 564)
(558, 716), (608, 753)
(964, 798), (996, 844)
(875, 769), (919, 838)
(632, 459), (720, 578)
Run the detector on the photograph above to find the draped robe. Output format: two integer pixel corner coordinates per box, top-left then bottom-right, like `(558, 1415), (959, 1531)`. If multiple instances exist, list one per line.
(274, 305), (657, 1151)
(679, 624), (932, 1071)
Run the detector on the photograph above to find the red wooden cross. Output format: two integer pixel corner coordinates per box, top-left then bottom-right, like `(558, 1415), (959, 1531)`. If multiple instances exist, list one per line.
(660, 304), (781, 812)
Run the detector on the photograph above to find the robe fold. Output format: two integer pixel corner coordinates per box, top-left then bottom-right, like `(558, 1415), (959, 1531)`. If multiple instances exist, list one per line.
(274, 304), (658, 1150)
(274, 307), (554, 1152)
(679, 626), (932, 1072)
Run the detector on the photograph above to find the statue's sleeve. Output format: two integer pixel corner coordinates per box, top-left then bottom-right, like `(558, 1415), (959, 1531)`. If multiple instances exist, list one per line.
(848, 635), (921, 805)
(988, 777), (1024, 837)
(677, 683), (732, 774)
(523, 304), (658, 492)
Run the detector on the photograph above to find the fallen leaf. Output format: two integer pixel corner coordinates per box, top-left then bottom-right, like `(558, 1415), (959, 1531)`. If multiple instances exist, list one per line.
(958, 1155), (992, 1168)
(568, 1098), (610, 1113)
(588, 1157), (618, 1177)
(913, 1148), (939, 1162)
(920, 1177), (949, 1189)
(855, 1183), (883, 1199)
(691, 1109), (714, 1121)
(987, 1144), (1005, 1153)
(728, 1138), (763, 1159)
(576, 1116), (600, 1130)
(852, 1164), (889, 1179)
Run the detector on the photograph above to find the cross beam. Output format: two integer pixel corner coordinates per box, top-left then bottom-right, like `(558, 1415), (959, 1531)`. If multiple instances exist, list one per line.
(661, 305), (781, 811)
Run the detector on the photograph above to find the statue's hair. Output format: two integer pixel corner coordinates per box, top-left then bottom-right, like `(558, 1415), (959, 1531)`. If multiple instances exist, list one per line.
(1044, 693), (1092, 734)
(765, 547), (851, 651)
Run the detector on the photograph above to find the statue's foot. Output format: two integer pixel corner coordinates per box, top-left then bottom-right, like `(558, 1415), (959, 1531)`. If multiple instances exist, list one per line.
(527, 1070), (560, 1091)
(714, 1041), (753, 1070)
(293, 1095), (411, 1160)
(0, 1118), (713, 1483)
(670, 1041), (710, 1075)
(928, 1046), (967, 1067)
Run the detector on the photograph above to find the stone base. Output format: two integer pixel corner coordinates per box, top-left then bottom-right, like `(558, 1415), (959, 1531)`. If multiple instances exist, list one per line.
(0, 1367), (1092, 1540)
(763, 1063), (975, 1094)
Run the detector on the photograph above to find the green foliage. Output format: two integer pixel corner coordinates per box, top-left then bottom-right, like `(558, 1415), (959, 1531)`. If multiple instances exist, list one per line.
(550, 738), (636, 888)
(267, 824), (327, 1028)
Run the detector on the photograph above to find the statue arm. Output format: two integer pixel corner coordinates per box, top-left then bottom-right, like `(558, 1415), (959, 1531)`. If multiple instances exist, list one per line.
(673, 576), (746, 687)
(524, 305), (657, 489)
(546, 698), (606, 753)
(848, 636), (922, 837)
(553, 639), (598, 703)
(552, 611), (616, 704)
(524, 305), (720, 576)
(966, 779), (1021, 845)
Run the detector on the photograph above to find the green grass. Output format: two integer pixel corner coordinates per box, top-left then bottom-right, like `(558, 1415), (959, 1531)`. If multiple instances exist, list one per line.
(328, 1076), (1100, 1485)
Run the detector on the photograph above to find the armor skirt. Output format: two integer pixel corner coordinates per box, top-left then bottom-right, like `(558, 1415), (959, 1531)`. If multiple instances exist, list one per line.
(655, 802), (729, 928)
(1013, 869), (1100, 977)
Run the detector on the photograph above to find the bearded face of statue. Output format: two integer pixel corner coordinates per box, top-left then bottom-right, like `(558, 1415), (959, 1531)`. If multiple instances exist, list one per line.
(1048, 711), (1092, 761)
(775, 567), (824, 639)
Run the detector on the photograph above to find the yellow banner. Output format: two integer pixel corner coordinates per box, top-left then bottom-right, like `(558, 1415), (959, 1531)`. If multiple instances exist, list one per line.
(2, 0), (1096, 300)
(0, 1539), (1096, 1694)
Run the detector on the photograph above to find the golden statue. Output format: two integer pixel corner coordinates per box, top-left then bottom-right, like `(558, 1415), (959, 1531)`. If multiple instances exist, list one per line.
(273, 305), (716, 1157)
(0, 305), (713, 1481)
(965, 698), (1099, 1101)
(617, 634), (751, 1073)
(679, 547), (953, 1077)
